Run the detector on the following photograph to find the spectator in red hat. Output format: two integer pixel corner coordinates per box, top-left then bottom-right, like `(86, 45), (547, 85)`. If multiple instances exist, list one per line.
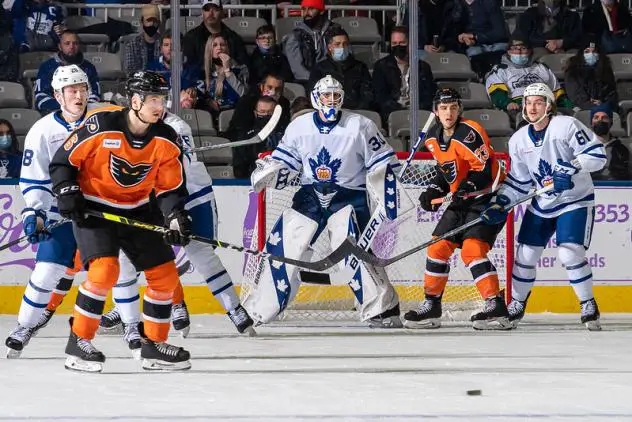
(282, 0), (340, 84)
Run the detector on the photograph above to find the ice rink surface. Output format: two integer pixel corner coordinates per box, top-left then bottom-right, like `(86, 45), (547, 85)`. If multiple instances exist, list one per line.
(1, 314), (632, 422)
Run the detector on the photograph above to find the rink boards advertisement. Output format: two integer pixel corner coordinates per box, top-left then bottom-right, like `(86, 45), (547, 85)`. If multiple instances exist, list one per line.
(0, 180), (630, 313)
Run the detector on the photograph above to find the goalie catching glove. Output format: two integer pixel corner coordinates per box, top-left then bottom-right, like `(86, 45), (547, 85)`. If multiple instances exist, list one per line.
(53, 181), (87, 225)
(251, 155), (299, 193)
(164, 209), (192, 246)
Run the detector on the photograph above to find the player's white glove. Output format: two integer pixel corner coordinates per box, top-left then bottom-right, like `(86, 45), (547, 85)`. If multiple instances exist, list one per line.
(251, 155), (298, 193)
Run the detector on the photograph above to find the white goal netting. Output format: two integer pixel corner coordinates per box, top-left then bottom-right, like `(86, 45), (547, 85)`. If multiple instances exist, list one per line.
(241, 152), (513, 321)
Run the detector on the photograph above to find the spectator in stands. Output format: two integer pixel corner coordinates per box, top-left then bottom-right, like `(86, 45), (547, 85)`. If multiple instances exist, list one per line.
(515, 0), (582, 58)
(147, 32), (202, 110)
(230, 96), (287, 178)
(582, 0), (632, 54)
(307, 27), (374, 110)
(11, 0), (64, 52)
(0, 119), (23, 179)
(291, 96), (313, 120)
(123, 5), (162, 75)
(201, 33), (249, 116)
(249, 24), (293, 86)
(454, 0), (509, 79)
(590, 103), (631, 180)
(485, 37), (572, 123)
(372, 26), (437, 124)
(183, 0), (249, 69)
(35, 31), (100, 114)
(283, 0), (339, 84)
(403, 0), (461, 56)
(564, 40), (618, 111)
(0, 8), (19, 82)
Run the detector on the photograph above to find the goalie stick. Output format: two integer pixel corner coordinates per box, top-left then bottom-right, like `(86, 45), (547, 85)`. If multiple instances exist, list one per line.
(349, 184), (555, 268)
(0, 219), (69, 252)
(83, 209), (355, 272)
(187, 104), (283, 153)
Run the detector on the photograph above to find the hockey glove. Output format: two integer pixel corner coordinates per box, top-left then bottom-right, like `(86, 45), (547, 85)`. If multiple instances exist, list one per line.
(452, 179), (479, 206)
(164, 209), (192, 246)
(21, 209), (51, 244)
(480, 194), (511, 225)
(552, 159), (578, 192)
(419, 184), (445, 212)
(53, 182), (87, 225)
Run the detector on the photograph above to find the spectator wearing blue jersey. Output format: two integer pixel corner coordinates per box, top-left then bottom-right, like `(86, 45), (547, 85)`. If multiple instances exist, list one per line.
(0, 120), (23, 179)
(34, 31), (101, 114)
(11, 0), (65, 52)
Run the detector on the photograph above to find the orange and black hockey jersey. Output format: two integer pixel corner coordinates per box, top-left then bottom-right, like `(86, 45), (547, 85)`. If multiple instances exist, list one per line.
(424, 118), (504, 193)
(50, 108), (186, 215)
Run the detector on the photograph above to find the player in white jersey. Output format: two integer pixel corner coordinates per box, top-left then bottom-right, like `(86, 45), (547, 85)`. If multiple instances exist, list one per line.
(481, 83), (607, 330)
(243, 75), (403, 327)
(5, 65), (92, 357)
(98, 108), (255, 353)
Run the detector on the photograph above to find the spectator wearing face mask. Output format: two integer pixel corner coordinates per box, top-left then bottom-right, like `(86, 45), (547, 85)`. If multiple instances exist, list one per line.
(0, 119), (23, 179)
(564, 40), (618, 111)
(485, 37), (572, 122)
(307, 27), (374, 110)
(248, 25), (293, 86)
(590, 103), (631, 180)
(372, 26), (437, 124)
(123, 5), (162, 75)
(11, 0), (65, 52)
(34, 30), (101, 114)
(283, 0), (340, 84)
(515, 0), (582, 58)
(583, 0), (632, 54)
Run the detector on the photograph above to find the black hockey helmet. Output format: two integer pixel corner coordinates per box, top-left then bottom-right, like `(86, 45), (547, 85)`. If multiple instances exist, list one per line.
(126, 71), (170, 99)
(433, 87), (462, 111)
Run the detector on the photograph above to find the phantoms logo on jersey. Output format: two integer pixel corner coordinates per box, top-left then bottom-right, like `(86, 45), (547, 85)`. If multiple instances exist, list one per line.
(309, 147), (341, 182)
(110, 153), (152, 187)
(534, 159), (555, 191)
(440, 160), (458, 184)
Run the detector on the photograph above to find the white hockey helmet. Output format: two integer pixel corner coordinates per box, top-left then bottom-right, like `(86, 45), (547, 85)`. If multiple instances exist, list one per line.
(51, 64), (90, 93)
(522, 82), (555, 125)
(311, 74), (344, 122)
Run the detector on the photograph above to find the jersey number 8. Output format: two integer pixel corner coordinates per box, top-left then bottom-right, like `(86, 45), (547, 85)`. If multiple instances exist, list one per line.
(22, 149), (34, 167)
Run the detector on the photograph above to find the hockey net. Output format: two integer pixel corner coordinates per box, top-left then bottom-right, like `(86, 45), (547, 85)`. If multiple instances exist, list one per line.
(241, 152), (513, 321)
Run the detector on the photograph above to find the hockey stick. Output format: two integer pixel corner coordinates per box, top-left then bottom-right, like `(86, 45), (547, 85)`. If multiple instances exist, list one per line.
(431, 156), (505, 205)
(0, 219), (69, 252)
(350, 184), (555, 268)
(83, 209), (356, 272)
(187, 105), (283, 153)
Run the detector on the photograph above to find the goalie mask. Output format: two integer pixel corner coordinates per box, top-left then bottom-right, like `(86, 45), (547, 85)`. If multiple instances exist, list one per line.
(311, 75), (344, 122)
(52, 65), (90, 120)
(522, 82), (555, 126)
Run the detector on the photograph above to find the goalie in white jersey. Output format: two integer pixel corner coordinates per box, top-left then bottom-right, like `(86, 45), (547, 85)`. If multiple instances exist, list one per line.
(481, 83), (607, 330)
(243, 75), (402, 327)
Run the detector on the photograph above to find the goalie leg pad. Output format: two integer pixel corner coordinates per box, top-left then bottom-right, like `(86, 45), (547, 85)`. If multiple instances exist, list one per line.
(327, 205), (399, 321)
(558, 243), (594, 302)
(18, 262), (69, 328)
(424, 239), (458, 296)
(512, 243), (543, 302)
(113, 251), (141, 324)
(242, 209), (318, 324)
(461, 239), (500, 299)
(366, 163), (416, 221)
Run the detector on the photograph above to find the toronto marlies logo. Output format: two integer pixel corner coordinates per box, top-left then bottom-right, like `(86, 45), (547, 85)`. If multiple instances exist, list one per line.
(533, 159), (555, 193)
(309, 147), (341, 183)
(440, 160), (458, 184)
(512, 73), (544, 90)
(110, 153), (152, 187)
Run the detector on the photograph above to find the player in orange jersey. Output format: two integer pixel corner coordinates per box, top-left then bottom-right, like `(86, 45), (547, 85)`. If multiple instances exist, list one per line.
(403, 88), (510, 330)
(50, 71), (192, 372)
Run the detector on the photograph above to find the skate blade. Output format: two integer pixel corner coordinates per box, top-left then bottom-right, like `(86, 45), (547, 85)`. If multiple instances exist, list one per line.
(472, 317), (513, 331)
(585, 320), (602, 331)
(142, 358), (191, 371)
(64, 356), (103, 373)
(509, 319), (522, 329)
(131, 349), (141, 360)
(241, 326), (257, 337)
(174, 326), (190, 338)
(368, 317), (403, 329)
(6, 347), (22, 359)
(97, 324), (124, 335)
(403, 318), (441, 329)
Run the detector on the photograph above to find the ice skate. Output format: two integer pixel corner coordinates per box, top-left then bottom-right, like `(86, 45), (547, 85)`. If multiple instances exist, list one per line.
(31, 308), (55, 336)
(98, 308), (123, 335)
(227, 304), (256, 336)
(139, 323), (191, 371)
(403, 296), (442, 329)
(171, 301), (190, 338)
(471, 295), (512, 330)
(507, 292), (531, 329)
(368, 304), (403, 328)
(5, 325), (35, 358)
(123, 322), (142, 359)
(64, 319), (106, 373)
(580, 298), (601, 331)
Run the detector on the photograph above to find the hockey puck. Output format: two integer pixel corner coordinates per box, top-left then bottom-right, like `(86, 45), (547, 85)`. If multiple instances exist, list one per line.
(466, 390), (482, 396)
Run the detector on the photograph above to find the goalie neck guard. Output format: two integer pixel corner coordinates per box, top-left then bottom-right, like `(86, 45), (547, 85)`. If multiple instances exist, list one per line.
(311, 75), (344, 122)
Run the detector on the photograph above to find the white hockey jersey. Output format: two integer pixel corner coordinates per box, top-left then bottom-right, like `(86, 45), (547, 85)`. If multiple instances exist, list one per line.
(271, 111), (396, 190)
(499, 115), (607, 218)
